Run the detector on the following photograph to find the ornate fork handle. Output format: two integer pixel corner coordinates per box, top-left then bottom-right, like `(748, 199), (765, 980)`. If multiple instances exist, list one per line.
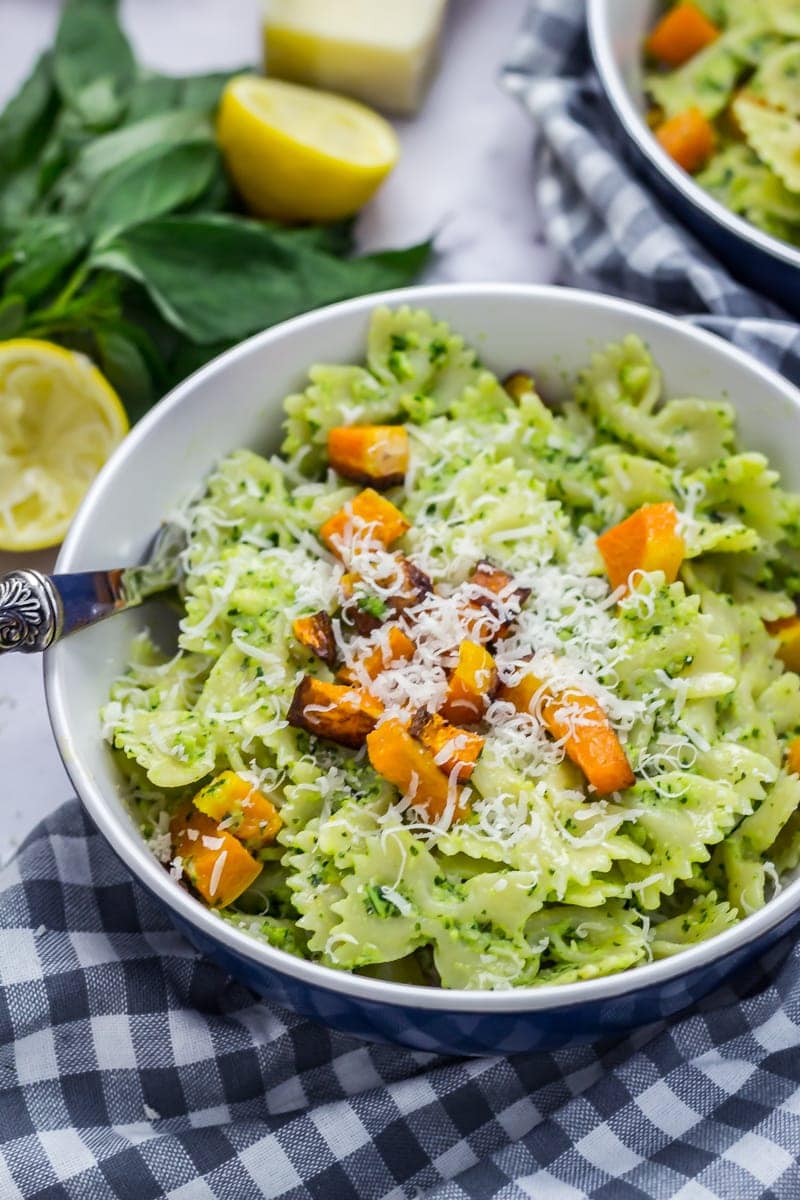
(0, 521), (183, 655)
(0, 567), (129, 654)
(0, 571), (61, 653)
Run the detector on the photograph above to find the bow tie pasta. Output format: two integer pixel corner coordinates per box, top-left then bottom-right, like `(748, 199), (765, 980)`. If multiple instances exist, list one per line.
(103, 306), (800, 990)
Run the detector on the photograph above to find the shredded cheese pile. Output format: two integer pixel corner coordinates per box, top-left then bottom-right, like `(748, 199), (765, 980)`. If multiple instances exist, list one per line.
(329, 510), (650, 793)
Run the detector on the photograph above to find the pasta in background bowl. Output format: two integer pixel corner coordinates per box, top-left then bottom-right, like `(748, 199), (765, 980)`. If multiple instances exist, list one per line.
(589, 0), (800, 316)
(45, 285), (800, 1054)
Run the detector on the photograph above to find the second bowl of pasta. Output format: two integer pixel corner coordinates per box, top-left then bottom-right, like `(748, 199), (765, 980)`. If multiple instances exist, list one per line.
(589, 0), (800, 314)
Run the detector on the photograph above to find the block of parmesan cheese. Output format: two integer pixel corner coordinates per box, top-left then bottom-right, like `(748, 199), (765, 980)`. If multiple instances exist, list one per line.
(264, 0), (448, 115)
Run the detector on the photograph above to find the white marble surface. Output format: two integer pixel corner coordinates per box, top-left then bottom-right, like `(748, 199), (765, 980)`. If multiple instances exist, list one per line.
(0, 0), (555, 860)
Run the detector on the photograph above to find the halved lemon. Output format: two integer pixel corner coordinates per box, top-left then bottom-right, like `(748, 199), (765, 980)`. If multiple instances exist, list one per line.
(0, 339), (128, 552)
(216, 75), (399, 223)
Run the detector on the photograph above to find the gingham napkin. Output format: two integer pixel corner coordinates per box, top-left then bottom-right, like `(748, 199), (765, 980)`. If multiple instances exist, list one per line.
(4, 800), (800, 1200)
(5, 3), (800, 1198)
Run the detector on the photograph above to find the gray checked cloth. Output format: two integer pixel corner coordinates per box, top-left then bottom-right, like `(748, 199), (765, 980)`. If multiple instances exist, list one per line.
(4, 3), (800, 1198)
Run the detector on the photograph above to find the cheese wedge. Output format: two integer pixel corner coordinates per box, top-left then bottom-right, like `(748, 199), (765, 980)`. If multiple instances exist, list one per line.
(264, 0), (448, 115)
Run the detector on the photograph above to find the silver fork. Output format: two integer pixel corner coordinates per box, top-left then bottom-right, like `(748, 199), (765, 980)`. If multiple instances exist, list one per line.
(0, 521), (185, 654)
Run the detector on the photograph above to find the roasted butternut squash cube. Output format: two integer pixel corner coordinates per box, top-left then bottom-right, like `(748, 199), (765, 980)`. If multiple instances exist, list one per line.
(765, 616), (800, 674)
(287, 676), (383, 748)
(337, 624), (415, 684)
(387, 556), (433, 616)
(339, 555), (430, 632)
(502, 371), (536, 403)
(440, 640), (497, 724)
(328, 425), (409, 488)
(499, 670), (634, 796)
(469, 560), (530, 605)
(787, 737), (800, 777)
(320, 488), (410, 556)
(465, 559), (531, 640)
(193, 770), (282, 852)
(646, 1), (719, 68)
(409, 708), (484, 782)
(292, 611), (336, 666)
(367, 717), (469, 822)
(339, 571), (386, 635)
(170, 807), (261, 908)
(596, 501), (684, 595)
(655, 107), (716, 174)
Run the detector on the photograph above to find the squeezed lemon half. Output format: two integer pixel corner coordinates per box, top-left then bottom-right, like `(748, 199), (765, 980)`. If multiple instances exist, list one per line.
(0, 339), (128, 552)
(216, 75), (399, 223)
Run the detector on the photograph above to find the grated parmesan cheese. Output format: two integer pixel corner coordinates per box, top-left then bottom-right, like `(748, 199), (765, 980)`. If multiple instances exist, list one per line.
(378, 885), (412, 916)
(208, 849), (227, 898)
(147, 811), (173, 864)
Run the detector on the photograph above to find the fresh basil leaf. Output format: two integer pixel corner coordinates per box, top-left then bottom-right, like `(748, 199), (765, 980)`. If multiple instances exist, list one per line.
(85, 140), (220, 243)
(166, 338), (234, 388)
(0, 295), (27, 338)
(0, 53), (59, 175)
(53, 110), (214, 210)
(96, 326), (154, 420)
(92, 215), (432, 344)
(180, 70), (251, 115)
(123, 73), (181, 123)
(0, 163), (42, 228)
(182, 164), (235, 215)
(114, 284), (182, 365)
(123, 67), (247, 125)
(54, 0), (135, 128)
(24, 271), (123, 340)
(35, 107), (95, 203)
(285, 220), (356, 257)
(0, 54), (61, 225)
(336, 239), (434, 293)
(4, 216), (87, 301)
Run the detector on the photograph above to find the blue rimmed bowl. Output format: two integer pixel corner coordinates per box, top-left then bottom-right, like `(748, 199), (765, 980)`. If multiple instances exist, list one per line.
(45, 284), (800, 1055)
(589, 0), (800, 314)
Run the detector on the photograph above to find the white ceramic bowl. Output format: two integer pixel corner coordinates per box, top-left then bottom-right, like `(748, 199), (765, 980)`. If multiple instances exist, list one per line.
(45, 285), (800, 1054)
(589, 0), (800, 312)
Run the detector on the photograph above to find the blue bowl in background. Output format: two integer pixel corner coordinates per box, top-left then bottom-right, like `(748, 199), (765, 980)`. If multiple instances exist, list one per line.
(45, 284), (800, 1055)
(588, 0), (800, 315)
